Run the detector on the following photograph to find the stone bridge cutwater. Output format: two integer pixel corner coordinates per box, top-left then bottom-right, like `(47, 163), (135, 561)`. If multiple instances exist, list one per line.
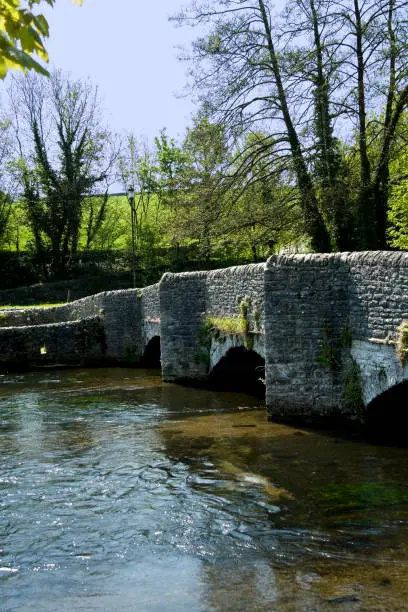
(1, 251), (408, 429)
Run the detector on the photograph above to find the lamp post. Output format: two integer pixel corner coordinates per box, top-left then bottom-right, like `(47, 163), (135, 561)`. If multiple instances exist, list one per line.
(127, 185), (136, 288)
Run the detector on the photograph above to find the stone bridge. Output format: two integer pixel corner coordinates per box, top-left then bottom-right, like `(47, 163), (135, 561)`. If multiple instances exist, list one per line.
(1, 251), (408, 429)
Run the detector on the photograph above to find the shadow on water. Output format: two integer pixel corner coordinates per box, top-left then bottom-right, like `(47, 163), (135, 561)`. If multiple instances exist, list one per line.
(208, 347), (265, 399)
(365, 381), (408, 446)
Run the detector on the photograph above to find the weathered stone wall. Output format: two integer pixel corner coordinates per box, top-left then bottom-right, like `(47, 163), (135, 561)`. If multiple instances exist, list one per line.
(0, 304), (73, 327)
(346, 252), (408, 408)
(85, 290), (141, 362)
(140, 283), (160, 344)
(0, 316), (105, 369)
(346, 251), (408, 340)
(205, 264), (265, 331)
(159, 264), (265, 381)
(264, 254), (350, 420)
(0, 289), (143, 364)
(160, 272), (207, 381)
(264, 252), (408, 421)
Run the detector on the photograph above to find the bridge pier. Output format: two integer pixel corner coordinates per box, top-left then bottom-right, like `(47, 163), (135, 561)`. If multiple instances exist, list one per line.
(264, 252), (408, 426)
(264, 254), (350, 421)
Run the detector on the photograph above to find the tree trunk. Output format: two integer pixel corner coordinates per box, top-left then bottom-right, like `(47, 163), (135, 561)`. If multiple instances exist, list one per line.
(258, 0), (331, 252)
(310, 0), (352, 250)
(353, 0), (375, 249)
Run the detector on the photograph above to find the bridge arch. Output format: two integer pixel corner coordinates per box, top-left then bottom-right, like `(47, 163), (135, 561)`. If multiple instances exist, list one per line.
(209, 343), (265, 397)
(140, 335), (161, 368)
(351, 340), (408, 408)
(365, 381), (408, 444)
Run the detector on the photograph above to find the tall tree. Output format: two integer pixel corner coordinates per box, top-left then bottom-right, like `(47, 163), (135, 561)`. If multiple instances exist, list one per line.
(8, 70), (118, 277)
(330, 0), (408, 248)
(175, 0), (408, 251)
(282, 0), (353, 249)
(0, 115), (13, 245)
(178, 116), (229, 260)
(118, 134), (161, 266)
(174, 0), (331, 251)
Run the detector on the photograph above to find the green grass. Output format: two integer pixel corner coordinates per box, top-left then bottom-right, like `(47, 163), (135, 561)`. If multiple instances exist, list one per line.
(0, 303), (65, 309)
(5, 194), (168, 252)
(206, 315), (246, 335)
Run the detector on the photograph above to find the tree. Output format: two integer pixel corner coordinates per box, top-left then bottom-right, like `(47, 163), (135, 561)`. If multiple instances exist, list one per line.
(8, 70), (118, 277)
(319, 0), (408, 249)
(154, 129), (188, 210)
(280, 0), (354, 249)
(224, 132), (305, 259)
(118, 134), (163, 270)
(174, 0), (332, 252)
(176, 116), (230, 260)
(0, 115), (14, 245)
(175, 0), (408, 252)
(0, 0), (82, 79)
(80, 195), (128, 251)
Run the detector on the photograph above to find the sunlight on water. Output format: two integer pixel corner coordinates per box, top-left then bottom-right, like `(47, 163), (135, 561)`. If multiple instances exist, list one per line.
(1, 368), (408, 610)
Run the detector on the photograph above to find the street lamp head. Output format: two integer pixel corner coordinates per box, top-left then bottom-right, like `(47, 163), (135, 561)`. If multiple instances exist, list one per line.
(127, 185), (135, 200)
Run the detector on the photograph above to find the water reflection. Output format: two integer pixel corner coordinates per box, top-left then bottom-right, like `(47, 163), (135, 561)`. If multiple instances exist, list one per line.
(1, 368), (408, 610)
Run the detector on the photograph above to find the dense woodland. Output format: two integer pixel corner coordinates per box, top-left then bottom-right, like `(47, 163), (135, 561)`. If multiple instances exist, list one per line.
(2, 0), (408, 288)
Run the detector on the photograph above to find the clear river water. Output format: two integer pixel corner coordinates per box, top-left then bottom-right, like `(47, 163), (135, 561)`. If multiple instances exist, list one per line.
(1, 367), (408, 610)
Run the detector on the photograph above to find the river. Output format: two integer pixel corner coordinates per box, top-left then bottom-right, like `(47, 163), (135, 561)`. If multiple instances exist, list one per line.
(1, 367), (408, 610)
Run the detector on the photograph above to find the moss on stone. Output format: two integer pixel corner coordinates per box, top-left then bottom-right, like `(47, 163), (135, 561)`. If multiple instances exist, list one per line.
(203, 299), (255, 351)
(317, 328), (339, 369)
(343, 360), (364, 414)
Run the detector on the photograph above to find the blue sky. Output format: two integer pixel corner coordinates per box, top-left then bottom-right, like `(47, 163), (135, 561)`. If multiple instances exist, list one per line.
(43, 0), (200, 142)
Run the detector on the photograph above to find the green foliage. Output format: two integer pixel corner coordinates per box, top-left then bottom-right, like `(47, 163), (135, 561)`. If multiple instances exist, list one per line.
(201, 296), (256, 352)
(0, 0), (83, 79)
(197, 318), (213, 350)
(195, 318), (213, 366)
(339, 326), (353, 349)
(239, 296), (251, 347)
(317, 326), (353, 370)
(343, 360), (364, 414)
(396, 320), (408, 367)
(317, 327), (339, 369)
(9, 70), (117, 278)
(0, 302), (63, 308)
(0, 0), (54, 78)
(387, 123), (408, 250)
(205, 315), (245, 336)
(175, 0), (408, 252)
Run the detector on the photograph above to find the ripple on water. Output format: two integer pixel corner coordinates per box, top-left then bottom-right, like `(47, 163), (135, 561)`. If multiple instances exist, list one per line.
(1, 369), (408, 610)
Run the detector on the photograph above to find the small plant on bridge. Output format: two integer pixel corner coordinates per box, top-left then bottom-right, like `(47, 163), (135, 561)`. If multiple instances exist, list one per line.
(317, 327), (339, 369)
(239, 296), (251, 337)
(239, 296), (254, 350)
(200, 297), (255, 354)
(343, 360), (364, 416)
(253, 300), (261, 332)
(205, 316), (245, 337)
(396, 320), (408, 366)
(195, 319), (214, 367)
(317, 325), (353, 370)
